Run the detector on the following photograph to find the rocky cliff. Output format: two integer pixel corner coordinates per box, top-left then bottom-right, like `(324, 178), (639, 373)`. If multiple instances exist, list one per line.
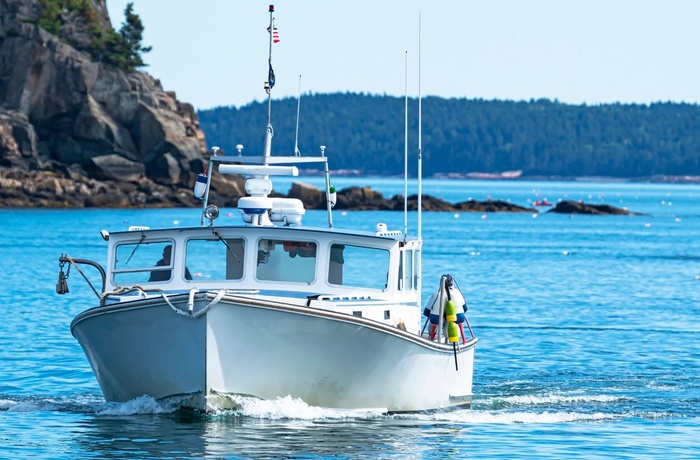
(0, 0), (212, 207)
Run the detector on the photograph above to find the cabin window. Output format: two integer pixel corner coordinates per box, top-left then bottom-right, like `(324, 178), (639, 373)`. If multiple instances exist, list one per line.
(328, 244), (390, 291)
(186, 238), (245, 281)
(113, 240), (178, 284)
(399, 249), (415, 291)
(256, 239), (317, 283)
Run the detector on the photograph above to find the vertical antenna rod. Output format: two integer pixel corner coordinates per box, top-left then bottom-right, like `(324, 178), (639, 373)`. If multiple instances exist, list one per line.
(294, 75), (302, 156)
(417, 13), (423, 241)
(417, 12), (423, 304)
(403, 51), (409, 240)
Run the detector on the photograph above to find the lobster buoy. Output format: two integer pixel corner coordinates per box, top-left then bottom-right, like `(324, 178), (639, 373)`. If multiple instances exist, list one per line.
(445, 300), (457, 323)
(329, 185), (337, 208)
(422, 275), (470, 346)
(447, 322), (460, 344)
(193, 173), (208, 198)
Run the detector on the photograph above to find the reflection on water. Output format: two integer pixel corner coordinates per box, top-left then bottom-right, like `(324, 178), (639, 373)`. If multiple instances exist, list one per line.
(73, 410), (461, 459)
(66, 406), (700, 459)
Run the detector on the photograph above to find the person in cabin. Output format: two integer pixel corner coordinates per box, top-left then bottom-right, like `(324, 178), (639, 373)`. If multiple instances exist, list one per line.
(149, 245), (192, 281)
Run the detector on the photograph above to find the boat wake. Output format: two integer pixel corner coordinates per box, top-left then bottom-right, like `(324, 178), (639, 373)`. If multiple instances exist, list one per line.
(0, 394), (106, 414)
(206, 393), (387, 420)
(0, 391), (672, 424)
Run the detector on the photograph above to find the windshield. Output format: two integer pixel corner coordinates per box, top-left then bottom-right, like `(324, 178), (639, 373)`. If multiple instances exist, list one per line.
(185, 237), (245, 281)
(328, 243), (390, 291)
(256, 239), (317, 283)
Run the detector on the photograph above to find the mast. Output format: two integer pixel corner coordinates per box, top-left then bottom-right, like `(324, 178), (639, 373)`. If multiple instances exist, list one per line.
(263, 4), (276, 163)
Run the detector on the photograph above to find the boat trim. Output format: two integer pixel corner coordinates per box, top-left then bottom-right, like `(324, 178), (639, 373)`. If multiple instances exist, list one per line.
(71, 291), (477, 353)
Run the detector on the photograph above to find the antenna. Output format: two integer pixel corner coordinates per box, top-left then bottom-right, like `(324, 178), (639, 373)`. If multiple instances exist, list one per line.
(417, 12), (423, 304)
(294, 75), (302, 156)
(403, 51), (409, 240)
(263, 4), (276, 162)
(417, 12), (423, 241)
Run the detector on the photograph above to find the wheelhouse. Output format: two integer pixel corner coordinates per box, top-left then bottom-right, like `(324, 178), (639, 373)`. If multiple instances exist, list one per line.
(105, 225), (422, 303)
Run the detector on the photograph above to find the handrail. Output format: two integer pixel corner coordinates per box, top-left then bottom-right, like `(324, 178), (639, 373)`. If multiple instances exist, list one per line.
(59, 255), (106, 294)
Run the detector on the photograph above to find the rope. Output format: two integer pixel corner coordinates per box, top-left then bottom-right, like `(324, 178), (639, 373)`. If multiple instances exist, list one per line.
(100, 285), (161, 306)
(65, 254), (100, 299)
(161, 292), (190, 318)
(162, 289), (227, 319)
(192, 289), (226, 319)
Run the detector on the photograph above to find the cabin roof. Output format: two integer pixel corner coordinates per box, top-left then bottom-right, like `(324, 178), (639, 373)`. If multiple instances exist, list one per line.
(109, 223), (410, 242)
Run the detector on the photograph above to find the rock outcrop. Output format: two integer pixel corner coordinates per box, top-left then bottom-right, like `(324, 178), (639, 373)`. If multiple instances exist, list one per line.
(454, 198), (535, 213)
(288, 183), (536, 212)
(548, 200), (642, 215)
(0, 0), (208, 203)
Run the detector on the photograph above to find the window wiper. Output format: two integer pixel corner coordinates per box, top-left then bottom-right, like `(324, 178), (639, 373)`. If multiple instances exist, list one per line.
(124, 233), (146, 265)
(212, 230), (241, 263)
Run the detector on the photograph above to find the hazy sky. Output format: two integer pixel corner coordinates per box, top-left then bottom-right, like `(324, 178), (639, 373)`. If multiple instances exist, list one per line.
(106, 1), (700, 110)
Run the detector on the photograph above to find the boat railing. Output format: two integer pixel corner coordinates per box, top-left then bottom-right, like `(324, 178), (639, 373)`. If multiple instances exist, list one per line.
(57, 254), (106, 298)
(197, 149), (336, 229)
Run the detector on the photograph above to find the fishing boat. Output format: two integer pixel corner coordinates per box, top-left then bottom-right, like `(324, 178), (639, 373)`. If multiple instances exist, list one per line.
(56, 5), (477, 413)
(533, 199), (553, 207)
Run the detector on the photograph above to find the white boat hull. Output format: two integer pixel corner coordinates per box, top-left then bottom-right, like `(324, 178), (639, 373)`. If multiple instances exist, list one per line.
(71, 298), (206, 405)
(72, 293), (476, 413)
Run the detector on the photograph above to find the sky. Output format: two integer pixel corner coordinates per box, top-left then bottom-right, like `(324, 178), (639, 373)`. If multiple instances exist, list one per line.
(106, 0), (700, 111)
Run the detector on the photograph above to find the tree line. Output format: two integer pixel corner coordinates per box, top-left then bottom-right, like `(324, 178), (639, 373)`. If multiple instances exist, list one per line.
(37, 0), (150, 72)
(198, 93), (700, 178)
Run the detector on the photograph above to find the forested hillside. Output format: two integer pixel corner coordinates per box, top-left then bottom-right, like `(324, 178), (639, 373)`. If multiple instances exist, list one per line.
(198, 94), (700, 178)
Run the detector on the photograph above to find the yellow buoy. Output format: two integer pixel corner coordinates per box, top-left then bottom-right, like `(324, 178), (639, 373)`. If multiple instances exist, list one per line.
(445, 300), (457, 323)
(447, 322), (459, 343)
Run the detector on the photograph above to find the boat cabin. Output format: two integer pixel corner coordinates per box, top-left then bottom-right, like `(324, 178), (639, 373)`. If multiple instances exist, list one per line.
(103, 224), (422, 329)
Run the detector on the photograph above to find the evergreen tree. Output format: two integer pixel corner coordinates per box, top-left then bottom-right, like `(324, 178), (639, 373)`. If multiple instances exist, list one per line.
(37, 0), (151, 73)
(117, 2), (152, 71)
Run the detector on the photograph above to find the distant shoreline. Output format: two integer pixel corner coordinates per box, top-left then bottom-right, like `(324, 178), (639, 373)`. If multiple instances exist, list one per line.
(297, 169), (700, 184)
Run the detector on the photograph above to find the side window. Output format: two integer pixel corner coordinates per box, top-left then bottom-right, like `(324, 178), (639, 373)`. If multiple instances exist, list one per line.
(113, 241), (172, 285)
(328, 244), (390, 290)
(256, 239), (317, 283)
(186, 238), (245, 281)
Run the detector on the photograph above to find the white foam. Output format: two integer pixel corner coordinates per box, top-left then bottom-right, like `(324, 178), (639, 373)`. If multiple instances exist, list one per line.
(465, 410), (615, 424)
(97, 395), (179, 416)
(393, 409), (616, 424)
(496, 393), (627, 406)
(212, 394), (386, 420)
(0, 399), (17, 410)
(0, 398), (62, 412)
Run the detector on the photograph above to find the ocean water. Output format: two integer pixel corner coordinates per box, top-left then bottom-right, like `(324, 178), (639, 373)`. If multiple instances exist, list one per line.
(1, 179), (699, 459)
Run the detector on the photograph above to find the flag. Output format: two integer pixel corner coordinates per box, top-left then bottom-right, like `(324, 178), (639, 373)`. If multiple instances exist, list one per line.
(268, 63), (275, 88)
(267, 21), (280, 43)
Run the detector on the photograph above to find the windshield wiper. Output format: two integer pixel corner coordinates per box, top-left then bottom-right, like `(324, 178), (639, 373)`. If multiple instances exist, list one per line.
(124, 233), (146, 265)
(212, 230), (241, 263)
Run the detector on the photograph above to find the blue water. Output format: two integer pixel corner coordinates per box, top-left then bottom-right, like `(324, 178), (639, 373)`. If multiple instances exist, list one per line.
(1, 179), (699, 459)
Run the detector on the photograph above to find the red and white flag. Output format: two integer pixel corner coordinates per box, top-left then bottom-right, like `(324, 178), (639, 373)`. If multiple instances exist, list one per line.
(267, 21), (280, 43)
